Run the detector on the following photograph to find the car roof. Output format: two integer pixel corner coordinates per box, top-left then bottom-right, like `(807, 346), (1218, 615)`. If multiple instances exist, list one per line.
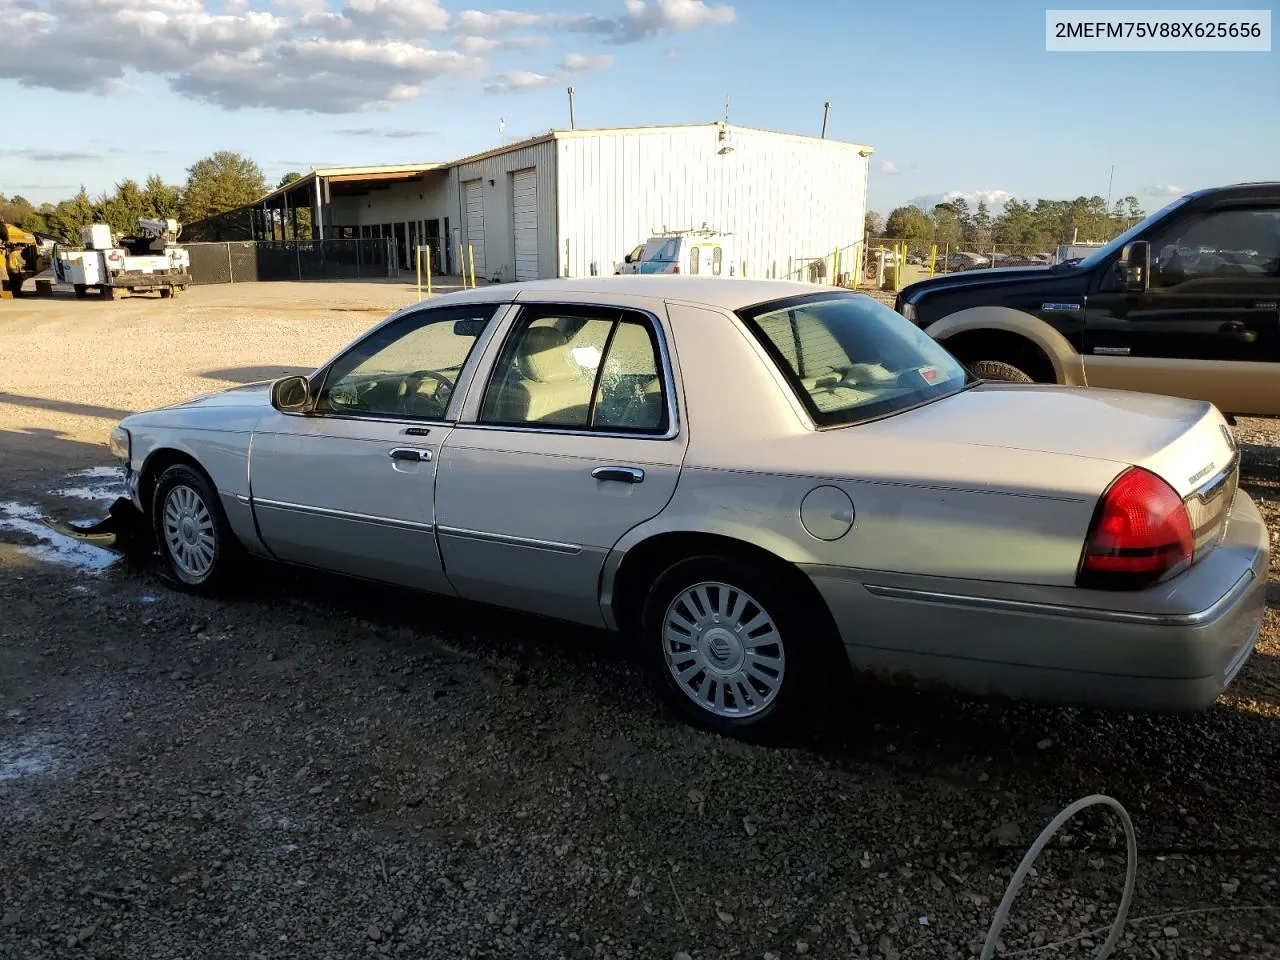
(422, 276), (860, 312)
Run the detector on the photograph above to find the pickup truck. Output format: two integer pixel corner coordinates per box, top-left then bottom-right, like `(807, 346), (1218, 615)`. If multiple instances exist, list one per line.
(894, 182), (1280, 417)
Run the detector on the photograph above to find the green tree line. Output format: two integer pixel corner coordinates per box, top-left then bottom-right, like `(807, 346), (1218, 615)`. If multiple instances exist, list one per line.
(867, 194), (1148, 251)
(0, 151), (290, 243)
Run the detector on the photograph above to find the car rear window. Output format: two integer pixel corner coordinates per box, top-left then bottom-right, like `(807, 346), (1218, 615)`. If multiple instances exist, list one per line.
(736, 292), (972, 427)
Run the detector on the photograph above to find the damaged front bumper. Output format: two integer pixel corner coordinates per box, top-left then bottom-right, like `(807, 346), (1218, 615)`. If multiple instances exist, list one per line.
(50, 496), (153, 561)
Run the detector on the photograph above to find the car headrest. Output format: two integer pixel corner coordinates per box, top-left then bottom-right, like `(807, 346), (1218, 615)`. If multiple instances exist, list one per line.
(519, 327), (580, 383)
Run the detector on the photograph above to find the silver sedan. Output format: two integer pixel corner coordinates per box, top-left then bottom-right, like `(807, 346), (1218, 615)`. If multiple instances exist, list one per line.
(105, 277), (1269, 737)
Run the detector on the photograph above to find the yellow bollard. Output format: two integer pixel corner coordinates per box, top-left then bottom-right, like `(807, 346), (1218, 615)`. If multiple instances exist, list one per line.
(468, 244), (476, 289)
(930, 242), (937, 277)
(425, 245), (432, 299)
(416, 246), (423, 302)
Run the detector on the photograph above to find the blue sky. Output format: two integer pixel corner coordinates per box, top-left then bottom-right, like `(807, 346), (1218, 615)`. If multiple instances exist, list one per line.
(1, 0), (1275, 217)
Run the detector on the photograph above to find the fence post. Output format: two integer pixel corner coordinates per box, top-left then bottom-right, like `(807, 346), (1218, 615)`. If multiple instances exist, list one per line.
(832, 247), (840, 287)
(226, 243), (234, 284)
(295, 240), (302, 282)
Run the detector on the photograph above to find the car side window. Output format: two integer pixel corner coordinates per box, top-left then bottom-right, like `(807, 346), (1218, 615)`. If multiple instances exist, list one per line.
(479, 307), (669, 433)
(1149, 207), (1280, 288)
(314, 304), (497, 420)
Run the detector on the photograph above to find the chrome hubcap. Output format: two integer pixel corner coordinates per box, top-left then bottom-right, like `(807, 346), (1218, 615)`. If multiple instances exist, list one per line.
(162, 484), (216, 580)
(662, 581), (785, 719)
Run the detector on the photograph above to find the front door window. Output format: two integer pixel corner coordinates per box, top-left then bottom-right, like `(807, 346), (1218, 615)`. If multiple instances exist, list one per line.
(315, 305), (497, 420)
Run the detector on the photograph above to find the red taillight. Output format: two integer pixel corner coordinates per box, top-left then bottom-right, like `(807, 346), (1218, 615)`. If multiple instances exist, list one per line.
(671, 264), (680, 274)
(1077, 467), (1193, 589)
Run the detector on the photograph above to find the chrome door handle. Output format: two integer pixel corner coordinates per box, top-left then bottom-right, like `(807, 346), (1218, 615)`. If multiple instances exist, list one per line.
(592, 465), (644, 484)
(389, 447), (432, 462)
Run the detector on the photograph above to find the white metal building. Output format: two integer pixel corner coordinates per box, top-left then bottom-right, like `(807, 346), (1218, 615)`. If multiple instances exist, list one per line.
(252, 122), (873, 282)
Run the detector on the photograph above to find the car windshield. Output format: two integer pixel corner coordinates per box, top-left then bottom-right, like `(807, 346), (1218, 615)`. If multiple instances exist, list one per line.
(1070, 195), (1193, 269)
(737, 292), (973, 427)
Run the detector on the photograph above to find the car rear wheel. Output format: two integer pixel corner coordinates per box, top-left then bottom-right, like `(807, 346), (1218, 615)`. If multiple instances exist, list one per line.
(641, 555), (826, 739)
(969, 359), (1034, 383)
(152, 464), (239, 594)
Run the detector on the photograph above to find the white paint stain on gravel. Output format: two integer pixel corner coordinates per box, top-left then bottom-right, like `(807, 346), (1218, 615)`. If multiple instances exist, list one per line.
(0, 737), (57, 784)
(0, 501), (119, 573)
(50, 466), (124, 503)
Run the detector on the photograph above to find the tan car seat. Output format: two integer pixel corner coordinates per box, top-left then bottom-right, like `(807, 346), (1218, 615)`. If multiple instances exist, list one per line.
(512, 326), (591, 424)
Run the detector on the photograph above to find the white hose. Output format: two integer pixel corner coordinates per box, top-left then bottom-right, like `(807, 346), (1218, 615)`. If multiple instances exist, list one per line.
(981, 794), (1138, 960)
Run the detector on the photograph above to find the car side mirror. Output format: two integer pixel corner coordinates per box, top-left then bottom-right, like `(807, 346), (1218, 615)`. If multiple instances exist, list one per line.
(271, 375), (312, 413)
(1120, 241), (1150, 292)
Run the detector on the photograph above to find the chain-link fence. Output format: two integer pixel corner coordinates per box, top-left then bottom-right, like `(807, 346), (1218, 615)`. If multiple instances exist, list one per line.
(185, 238), (397, 285)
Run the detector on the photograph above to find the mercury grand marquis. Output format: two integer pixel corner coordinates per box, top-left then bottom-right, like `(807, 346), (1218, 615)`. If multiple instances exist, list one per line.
(104, 277), (1269, 736)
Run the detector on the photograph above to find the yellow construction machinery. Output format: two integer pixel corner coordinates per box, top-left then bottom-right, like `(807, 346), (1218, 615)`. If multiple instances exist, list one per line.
(1, 222), (52, 299)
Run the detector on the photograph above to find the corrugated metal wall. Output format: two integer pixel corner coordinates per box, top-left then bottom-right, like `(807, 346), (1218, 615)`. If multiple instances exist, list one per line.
(555, 126), (869, 280)
(453, 139), (558, 283)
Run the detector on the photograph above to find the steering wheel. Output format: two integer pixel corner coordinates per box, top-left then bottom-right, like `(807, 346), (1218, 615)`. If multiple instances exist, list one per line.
(398, 369), (456, 416)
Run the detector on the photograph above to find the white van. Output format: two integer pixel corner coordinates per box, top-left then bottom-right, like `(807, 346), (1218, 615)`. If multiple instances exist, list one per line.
(615, 233), (735, 276)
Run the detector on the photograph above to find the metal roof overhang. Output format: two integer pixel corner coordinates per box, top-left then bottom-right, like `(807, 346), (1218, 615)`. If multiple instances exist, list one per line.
(258, 165), (447, 209)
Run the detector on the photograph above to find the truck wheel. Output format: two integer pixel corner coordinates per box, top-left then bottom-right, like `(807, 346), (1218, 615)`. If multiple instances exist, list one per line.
(969, 359), (1034, 383)
(74, 284), (87, 298)
(100, 286), (116, 300)
(159, 286), (172, 298)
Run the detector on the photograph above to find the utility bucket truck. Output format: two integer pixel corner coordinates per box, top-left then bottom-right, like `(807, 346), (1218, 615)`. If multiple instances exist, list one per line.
(54, 219), (191, 299)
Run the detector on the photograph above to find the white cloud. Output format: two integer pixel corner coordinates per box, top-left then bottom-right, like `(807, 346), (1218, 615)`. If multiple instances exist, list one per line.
(0, 148), (103, 161)
(456, 0), (734, 43)
(484, 50), (614, 95)
(909, 189), (1015, 214)
(484, 70), (556, 93)
(454, 8), (544, 34)
(338, 127), (433, 138)
(1144, 183), (1184, 197)
(613, 0), (734, 41)
(561, 52), (614, 72)
(453, 34), (548, 55)
(338, 0), (450, 36)
(879, 160), (900, 176)
(0, 0), (482, 112)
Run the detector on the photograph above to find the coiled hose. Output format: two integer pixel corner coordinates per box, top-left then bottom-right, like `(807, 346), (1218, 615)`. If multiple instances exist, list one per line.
(982, 794), (1138, 960)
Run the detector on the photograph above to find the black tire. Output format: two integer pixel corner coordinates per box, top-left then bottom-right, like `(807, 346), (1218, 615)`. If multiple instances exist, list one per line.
(640, 554), (833, 740)
(73, 284), (87, 298)
(159, 287), (172, 298)
(969, 359), (1034, 383)
(151, 464), (240, 594)
(99, 286), (114, 300)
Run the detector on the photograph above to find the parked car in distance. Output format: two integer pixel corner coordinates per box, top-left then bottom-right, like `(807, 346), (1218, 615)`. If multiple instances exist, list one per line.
(895, 182), (1280, 416)
(615, 232), (734, 276)
(106, 277), (1268, 738)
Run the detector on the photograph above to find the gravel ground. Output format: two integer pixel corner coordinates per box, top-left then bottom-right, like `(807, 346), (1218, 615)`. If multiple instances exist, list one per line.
(1, 283), (1277, 960)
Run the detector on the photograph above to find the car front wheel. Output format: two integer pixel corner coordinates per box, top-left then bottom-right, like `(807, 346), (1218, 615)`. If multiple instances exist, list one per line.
(641, 555), (825, 739)
(152, 464), (238, 593)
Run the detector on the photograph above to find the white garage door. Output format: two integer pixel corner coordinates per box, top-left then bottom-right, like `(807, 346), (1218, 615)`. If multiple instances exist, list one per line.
(464, 180), (486, 279)
(512, 169), (538, 281)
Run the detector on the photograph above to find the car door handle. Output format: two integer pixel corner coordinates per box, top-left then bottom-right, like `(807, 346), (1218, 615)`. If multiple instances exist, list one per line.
(592, 466), (644, 484)
(389, 447), (432, 462)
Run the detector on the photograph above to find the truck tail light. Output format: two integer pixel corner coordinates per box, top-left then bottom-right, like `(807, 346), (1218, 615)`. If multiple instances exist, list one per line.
(671, 265), (680, 274)
(1077, 467), (1193, 589)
